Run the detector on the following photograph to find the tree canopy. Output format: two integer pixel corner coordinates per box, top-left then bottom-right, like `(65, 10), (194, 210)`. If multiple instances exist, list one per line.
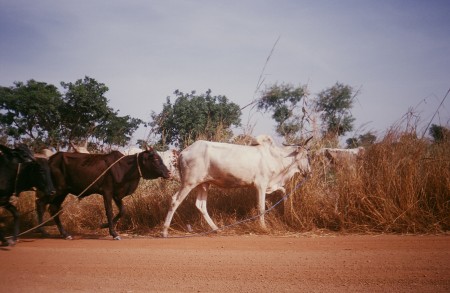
(149, 89), (241, 148)
(315, 82), (356, 137)
(1, 76), (364, 151)
(256, 82), (356, 142)
(0, 80), (63, 147)
(257, 83), (309, 142)
(346, 131), (377, 148)
(0, 77), (142, 151)
(429, 124), (450, 143)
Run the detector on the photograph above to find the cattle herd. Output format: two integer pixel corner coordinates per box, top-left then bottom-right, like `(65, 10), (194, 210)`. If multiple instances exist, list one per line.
(0, 135), (362, 246)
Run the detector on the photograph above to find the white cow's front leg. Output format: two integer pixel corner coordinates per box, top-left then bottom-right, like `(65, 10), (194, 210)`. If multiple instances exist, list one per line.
(162, 186), (193, 237)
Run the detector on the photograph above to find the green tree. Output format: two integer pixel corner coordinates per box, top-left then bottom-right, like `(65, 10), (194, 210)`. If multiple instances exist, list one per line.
(0, 80), (63, 147)
(0, 77), (143, 151)
(257, 83), (308, 141)
(97, 114), (142, 148)
(150, 89), (241, 148)
(346, 131), (376, 148)
(59, 76), (112, 144)
(315, 82), (356, 137)
(59, 76), (143, 150)
(429, 124), (450, 143)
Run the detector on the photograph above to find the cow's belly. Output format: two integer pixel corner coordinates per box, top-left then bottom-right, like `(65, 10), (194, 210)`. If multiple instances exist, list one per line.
(208, 176), (253, 188)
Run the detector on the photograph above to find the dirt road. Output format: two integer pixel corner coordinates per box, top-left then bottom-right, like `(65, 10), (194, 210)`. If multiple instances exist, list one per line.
(1, 234), (449, 292)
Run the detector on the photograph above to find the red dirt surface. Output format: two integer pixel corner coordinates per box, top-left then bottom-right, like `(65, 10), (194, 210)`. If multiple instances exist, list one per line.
(1, 234), (449, 292)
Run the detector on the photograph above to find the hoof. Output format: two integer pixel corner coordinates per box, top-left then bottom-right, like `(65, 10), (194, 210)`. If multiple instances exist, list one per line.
(113, 236), (121, 240)
(1, 239), (15, 247)
(161, 231), (168, 238)
(65, 235), (73, 240)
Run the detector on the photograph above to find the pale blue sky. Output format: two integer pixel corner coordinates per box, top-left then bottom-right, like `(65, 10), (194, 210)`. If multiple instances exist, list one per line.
(1, 1), (449, 145)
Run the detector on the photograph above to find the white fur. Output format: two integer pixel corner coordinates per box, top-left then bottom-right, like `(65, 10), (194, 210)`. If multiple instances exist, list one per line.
(162, 136), (311, 237)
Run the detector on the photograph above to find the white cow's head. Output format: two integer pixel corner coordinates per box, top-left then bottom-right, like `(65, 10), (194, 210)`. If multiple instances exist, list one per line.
(157, 149), (180, 181)
(284, 137), (313, 177)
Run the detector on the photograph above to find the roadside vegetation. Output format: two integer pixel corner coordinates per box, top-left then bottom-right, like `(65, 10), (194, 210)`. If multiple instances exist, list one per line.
(1, 77), (448, 237)
(3, 123), (449, 237)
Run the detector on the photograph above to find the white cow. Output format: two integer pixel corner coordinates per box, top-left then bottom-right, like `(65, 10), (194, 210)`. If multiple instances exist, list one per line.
(162, 135), (312, 237)
(34, 148), (56, 159)
(318, 147), (365, 166)
(68, 141), (90, 154)
(35, 142), (90, 159)
(121, 147), (143, 156)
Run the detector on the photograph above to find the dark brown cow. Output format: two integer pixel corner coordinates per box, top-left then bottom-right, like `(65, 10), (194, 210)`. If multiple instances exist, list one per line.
(37, 148), (170, 240)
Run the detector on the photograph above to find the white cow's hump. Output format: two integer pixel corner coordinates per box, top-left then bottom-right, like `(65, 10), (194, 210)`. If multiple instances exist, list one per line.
(250, 135), (275, 146)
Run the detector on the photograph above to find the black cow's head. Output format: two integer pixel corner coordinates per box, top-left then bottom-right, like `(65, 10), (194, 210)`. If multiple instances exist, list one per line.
(138, 147), (171, 180)
(17, 158), (56, 198)
(0, 144), (35, 163)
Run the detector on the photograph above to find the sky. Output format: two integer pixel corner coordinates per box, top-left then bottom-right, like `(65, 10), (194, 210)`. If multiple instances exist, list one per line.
(1, 0), (449, 146)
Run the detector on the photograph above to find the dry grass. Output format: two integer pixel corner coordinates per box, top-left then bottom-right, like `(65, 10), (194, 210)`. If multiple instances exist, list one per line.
(1, 129), (449, 238)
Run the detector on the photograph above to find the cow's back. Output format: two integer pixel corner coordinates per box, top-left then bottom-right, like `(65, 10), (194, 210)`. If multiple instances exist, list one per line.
(179, 140), (271, 187)
(49, 151), (124, 194)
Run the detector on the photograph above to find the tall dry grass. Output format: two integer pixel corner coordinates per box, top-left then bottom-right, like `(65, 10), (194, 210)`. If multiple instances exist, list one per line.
(296, 130), (449, 233)
(1, 129), (449, 238)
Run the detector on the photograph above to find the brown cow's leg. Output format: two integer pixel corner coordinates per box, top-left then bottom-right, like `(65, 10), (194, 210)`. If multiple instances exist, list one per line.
(112, 197), (125, 227)
(48, 203), (72, 240)
(35, 198), (50, 236)
(100, 197), (125, 229)
(103, 195), (120, 240)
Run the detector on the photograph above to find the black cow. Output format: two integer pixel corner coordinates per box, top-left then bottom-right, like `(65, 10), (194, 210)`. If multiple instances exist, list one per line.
(0, 144), (35, 163)
(0, 145), (55, 246)
(37, 148), (170, 240)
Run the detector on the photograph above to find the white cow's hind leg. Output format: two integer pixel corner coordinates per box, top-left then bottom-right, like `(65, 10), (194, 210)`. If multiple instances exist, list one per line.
(195, 184), (219, 232)
(256, 187), (268, 230)
(162, 186), (193, 237)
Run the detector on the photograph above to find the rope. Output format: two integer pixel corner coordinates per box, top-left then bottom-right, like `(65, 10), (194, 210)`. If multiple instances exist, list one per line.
(7, 154), (126, 238)
(165, 175), (310, 239)
(136, 152), (143, 177)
